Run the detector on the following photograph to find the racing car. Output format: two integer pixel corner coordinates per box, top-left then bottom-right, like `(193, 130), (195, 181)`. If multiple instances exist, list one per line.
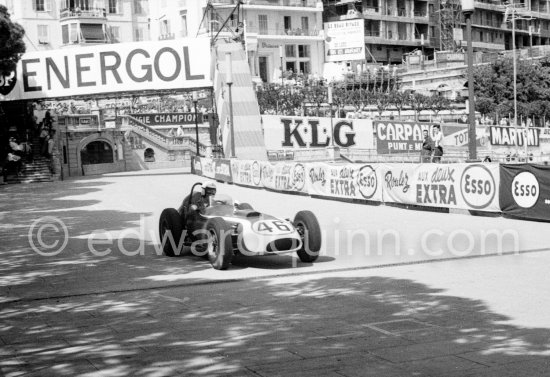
(159, 181), (322, 270)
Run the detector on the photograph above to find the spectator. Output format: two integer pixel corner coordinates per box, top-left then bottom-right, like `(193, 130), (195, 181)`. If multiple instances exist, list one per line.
(420, 130), (433, 163)
(432, 125), (444, 163)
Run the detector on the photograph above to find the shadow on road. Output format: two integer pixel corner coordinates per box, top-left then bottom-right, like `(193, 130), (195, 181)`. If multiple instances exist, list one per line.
(1, 275), (550, 376)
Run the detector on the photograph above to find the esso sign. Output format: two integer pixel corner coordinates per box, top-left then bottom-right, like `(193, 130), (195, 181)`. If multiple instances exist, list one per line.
(460, 165), (496, 209)
(358, 165), (377, 199)
(512, 171), (540, 208)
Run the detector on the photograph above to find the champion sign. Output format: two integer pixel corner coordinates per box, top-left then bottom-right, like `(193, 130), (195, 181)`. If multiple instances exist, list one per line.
(460, 165), (496, 209)
(0, 39), (211, 101)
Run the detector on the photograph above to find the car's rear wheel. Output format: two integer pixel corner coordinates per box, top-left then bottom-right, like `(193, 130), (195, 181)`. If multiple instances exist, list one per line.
(294, 210), (321, 263)
(205, 217), (233, 270)
(159, 208), (184, 257)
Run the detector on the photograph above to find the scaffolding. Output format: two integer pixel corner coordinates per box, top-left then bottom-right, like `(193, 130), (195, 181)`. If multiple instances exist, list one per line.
(438, 0), (463, 51)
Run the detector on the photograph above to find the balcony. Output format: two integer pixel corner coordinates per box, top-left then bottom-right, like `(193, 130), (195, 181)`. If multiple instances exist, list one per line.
(246, 26), (321, 37)
(212, 0), (319, 7)
(60, 8), (106, 20)
(159, 33), (175, 40)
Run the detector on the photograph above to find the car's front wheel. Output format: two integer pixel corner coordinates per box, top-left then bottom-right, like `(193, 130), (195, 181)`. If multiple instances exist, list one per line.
(159, 208), (184, 257)
(205, 217), (234, 270)
(294, 210), (321, 263)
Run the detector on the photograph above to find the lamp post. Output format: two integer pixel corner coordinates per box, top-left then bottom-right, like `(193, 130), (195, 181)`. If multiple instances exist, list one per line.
(462, 0), (477, 161)
(192, 91), (200, 157)
(279, 45), (284, 86)
(328, 84), (334, 147)
(226, 52), (236, 158)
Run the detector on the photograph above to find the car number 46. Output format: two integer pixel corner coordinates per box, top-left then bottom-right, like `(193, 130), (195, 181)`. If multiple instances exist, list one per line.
(253, 220), (291, 233)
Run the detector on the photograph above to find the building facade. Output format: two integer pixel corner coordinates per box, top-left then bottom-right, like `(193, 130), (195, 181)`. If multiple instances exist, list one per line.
(149, 0), (326, 83)
(0, 0), (150, 51)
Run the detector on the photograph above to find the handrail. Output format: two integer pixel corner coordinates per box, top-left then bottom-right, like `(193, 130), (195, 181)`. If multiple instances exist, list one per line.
(122, 115), (207, 154)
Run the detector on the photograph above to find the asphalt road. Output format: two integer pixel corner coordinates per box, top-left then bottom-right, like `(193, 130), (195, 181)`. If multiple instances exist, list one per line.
(1, 169), (550, 376)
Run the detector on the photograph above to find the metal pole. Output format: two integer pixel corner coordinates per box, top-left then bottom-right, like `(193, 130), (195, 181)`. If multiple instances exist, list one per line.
(194, 99), (200, 157)
(226, 52), (236, 158)
(228, 82), (236, 158)
(328, 84), (334, 147)
(466, 12), (477, 161)
(512, 12), (520, 159)
(279, 45), (284, 86)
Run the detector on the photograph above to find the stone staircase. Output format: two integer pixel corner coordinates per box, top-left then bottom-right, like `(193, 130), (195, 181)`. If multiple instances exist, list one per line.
(5, 137), (53, 184)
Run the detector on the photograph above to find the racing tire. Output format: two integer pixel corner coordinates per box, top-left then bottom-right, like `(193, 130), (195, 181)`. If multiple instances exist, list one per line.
(237, 202), (253, 210)
(159, 208), (185, 257)
(205, 217), (234, 270)
(294, 210), (321, 263)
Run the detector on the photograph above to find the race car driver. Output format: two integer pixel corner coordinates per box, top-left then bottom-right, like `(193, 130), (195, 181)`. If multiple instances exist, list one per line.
(180, 181), (217, 219)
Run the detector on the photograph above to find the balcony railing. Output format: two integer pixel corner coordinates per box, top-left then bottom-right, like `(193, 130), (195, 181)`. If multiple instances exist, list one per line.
(212, 0), (318, 7)
(60, 8), (106, 19)
(246, 26), (320, 36)
(365, 30), (381, 37)
(159, 33), (175, 40)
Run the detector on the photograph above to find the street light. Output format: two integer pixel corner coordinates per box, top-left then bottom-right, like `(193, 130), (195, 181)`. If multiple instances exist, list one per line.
(505, 2), (531, 161)
(192, 91), (200, 157)
(462, 0), (477, 161)
(226, 52), (236, 158)
(279, 45), (284, 86)
(327, 84), (334, 147)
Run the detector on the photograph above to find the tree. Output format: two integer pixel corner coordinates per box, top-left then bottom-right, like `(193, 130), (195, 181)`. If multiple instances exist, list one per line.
(0, 5), (26, 75)
(409, 92), (429, 121)
(427, 94), (451, 117)
(472, 56), (550, 124)
(389, 90), (410, 119)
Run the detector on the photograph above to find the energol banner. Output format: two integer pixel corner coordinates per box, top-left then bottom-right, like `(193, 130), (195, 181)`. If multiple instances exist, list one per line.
(380, 163), (500, 211)
(262, 115), (374, 150)
(0, 39), (211, 101)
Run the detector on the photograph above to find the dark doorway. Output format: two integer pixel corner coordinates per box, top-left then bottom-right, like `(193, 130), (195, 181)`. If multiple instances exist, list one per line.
(259, 56), (268, 82)
(81, 140), (113, 165)
(144, 148), (155, 162)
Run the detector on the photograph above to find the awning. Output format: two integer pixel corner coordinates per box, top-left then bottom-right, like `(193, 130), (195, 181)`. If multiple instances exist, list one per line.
(81, 24), (105, 41)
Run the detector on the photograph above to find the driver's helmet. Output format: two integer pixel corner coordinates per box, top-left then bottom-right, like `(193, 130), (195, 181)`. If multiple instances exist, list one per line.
(201, 181), (217, 197)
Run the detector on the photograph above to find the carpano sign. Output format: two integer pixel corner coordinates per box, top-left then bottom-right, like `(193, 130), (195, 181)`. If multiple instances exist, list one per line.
(0, 39), (211, 101)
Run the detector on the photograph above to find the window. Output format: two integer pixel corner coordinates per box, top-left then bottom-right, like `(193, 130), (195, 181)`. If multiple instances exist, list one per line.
(160, 19), (171, 35)
(301, 17), (309, 32)
(285, 61), (296, 72)
(70, 23), (78, 43)
(298, 44), (310, 58)
(180, 13), (188, 37)
(299, 61), (310, 75)
(108, 0), (119, 14)
(134, 0), (143, 14)
(284, 16), (291, 31)
(259, 14), (268, 34)
(110, 26), (120, 41)
(134, 27), (145, 41)
(81, 24), (105, 42)
(34, 0), (50, 11)
(62, 24), (69, 44)
(285, 45), (296, 58)
(37, 25), (49, 44)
